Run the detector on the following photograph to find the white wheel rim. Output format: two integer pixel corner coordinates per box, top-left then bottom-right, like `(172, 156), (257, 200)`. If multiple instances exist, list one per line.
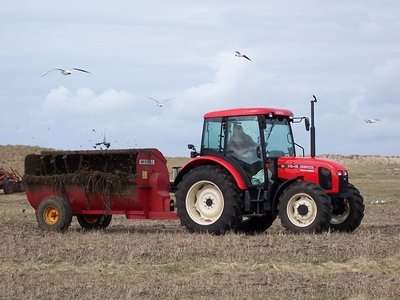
(286, 193), (317, 227)
(331, 198), (350, 225)
(185, 180), (224, 225)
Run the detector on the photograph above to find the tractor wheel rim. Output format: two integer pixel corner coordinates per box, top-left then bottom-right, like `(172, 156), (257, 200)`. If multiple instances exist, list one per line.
(186, 180), (224, 225)
(287, 193), (317, 227)
(331, 199), (350, 224)
(43, 206), (59, 225)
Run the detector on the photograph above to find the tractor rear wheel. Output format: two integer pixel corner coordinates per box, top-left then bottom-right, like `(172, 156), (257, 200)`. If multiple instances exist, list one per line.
(36, 196), (72, 232)
(279, 181), (332, 233)
(3, 179), (15, 194)
(330, 183), (364, 232)
(176, 165), (242, 234)
(77, 214), (112, 230)
(236, 212), (277, 234)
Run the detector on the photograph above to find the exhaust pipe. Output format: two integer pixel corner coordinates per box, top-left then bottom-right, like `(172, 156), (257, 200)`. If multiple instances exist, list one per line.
(310, 95), (317, 158)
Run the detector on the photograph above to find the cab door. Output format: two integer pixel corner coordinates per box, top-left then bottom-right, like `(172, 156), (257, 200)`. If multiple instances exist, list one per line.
(224, 116), (265, 186)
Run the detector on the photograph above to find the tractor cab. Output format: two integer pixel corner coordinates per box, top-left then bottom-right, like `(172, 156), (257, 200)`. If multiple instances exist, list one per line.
(200, 108), (296, 188)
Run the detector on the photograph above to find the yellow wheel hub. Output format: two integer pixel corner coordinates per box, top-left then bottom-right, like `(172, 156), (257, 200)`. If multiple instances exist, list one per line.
(43, 207), (59, 225)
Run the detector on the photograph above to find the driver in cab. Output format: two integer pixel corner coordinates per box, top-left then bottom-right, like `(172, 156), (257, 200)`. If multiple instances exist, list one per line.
(227, 125), (258, 164)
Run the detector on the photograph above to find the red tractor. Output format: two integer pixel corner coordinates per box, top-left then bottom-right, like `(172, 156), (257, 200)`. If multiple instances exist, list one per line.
(174, 96), (364, 234)
(0, 167), (23, 194)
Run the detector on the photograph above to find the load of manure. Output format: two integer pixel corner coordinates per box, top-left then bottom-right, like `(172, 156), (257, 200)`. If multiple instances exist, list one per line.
(23, 149), (142, 210)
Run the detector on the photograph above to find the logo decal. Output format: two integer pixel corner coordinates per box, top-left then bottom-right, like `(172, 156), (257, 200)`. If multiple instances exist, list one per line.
(139, 159), (155, 165)
(279, 164), (315, 173)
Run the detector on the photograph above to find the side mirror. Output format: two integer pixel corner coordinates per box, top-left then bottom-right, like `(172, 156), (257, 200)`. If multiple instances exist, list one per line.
(187, 144), (199, 158)
(304, 118), (310, 131)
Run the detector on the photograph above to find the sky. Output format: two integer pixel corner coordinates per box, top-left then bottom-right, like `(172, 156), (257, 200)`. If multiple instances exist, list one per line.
(1, 1), (399, 157)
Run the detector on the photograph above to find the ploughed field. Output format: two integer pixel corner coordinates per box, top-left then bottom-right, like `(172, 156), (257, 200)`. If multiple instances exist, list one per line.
(0, 145), (399, 299)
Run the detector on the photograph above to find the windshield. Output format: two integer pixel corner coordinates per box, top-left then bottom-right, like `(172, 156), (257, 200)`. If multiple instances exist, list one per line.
(263, 117), (295, 157)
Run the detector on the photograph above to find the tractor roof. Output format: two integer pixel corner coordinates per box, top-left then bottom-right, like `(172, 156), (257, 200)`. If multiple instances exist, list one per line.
(204, 107), (293, 119)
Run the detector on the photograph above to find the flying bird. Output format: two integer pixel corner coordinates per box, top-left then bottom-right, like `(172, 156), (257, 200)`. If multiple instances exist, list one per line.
(364, 118), (381, 124)
(41, 68), (91, 76)
(147, 96), (172, 108)
(235, 51), (251, 61)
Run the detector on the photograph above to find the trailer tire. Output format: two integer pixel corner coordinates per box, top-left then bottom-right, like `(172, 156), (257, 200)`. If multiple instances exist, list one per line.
(3, 179), (15, 194)
(330, 183), (364, 232)
(236, 212), (277, 234)
(77, 215), (112, 230)
(279, 181), (332, 233)
(176, 165), (242, 234)
(36, 196), (72, 232)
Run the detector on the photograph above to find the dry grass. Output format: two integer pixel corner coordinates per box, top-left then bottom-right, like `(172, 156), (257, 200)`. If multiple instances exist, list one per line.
(0, 145), (53, 173)
(1, 146), (400, 299)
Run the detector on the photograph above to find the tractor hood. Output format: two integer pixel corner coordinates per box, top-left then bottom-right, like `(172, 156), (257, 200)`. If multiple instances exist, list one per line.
(276, 156), (348, 193)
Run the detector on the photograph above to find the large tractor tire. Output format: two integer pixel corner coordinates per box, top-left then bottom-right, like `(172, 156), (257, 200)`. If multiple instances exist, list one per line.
(77, 214), (112, 230)
(279, 181), (332, 233)
(176, 165), (242, 234)
(236, 212), (277, 234)
(330, 183), (365, 232)
(36, 196), (72, 232)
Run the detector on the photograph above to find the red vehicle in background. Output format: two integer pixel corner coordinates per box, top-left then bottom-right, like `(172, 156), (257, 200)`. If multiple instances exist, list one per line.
(24, 96), (364, 234)
(0, 167), (23, 194)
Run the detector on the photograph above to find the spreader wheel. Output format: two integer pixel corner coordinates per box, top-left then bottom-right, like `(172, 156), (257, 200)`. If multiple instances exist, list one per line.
(77, 215), (112, 230)
(36, 196), (72, 232)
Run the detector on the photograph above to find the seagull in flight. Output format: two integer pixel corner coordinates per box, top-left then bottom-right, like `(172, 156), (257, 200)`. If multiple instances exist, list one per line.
(364, 118), (381, 124)
(147, 96), (172, 108)
(235, 51), (251, 61)
(42, 68), (91, 76)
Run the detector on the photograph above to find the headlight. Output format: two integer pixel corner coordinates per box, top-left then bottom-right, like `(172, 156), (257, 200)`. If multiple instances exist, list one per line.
(338, 170), (348, 176)
(319, 167), (332, 190)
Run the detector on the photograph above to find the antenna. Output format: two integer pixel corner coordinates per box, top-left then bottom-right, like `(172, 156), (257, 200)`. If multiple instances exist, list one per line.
(310, 95), (317, 158)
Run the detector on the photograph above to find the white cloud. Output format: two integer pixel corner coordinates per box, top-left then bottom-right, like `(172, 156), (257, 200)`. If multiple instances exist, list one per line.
(42, 86), (135, 115)
(174, 52), (256, 116)
(374, 58), (400, 83)
(359, 22), (382, 34)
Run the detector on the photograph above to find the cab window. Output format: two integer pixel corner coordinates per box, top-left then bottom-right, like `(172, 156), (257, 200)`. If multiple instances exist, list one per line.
(202, 118), (223, 151)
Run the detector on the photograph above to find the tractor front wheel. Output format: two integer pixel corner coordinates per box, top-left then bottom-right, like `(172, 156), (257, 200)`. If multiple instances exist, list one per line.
(279, 181), (332, 233)
(77, 214), (112, 230)
(330, 183), (364, 232)
(36, 196), (72, 232)
(176, 165), (242, 234)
